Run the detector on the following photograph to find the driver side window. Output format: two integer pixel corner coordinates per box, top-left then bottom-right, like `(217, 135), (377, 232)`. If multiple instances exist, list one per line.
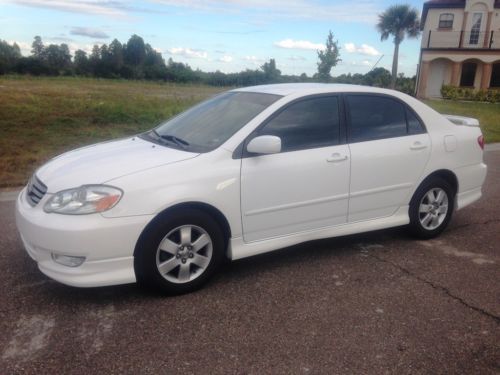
(257, 96), (340, 152)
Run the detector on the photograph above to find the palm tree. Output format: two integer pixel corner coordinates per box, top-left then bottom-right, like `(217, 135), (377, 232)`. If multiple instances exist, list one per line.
(377, 4), (420, 89)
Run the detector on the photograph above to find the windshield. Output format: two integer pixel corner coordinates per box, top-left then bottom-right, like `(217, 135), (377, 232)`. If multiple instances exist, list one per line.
(147, 91), (282, 152)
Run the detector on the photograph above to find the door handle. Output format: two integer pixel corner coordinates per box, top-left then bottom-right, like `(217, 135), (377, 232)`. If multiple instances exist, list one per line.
(327, 153), (348, 163)
(410, 141), (427, 151)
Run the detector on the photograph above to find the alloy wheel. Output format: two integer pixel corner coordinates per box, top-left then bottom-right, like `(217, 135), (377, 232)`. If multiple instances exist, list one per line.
(155, 225), (213, 284)
(418, 187), (449, 231)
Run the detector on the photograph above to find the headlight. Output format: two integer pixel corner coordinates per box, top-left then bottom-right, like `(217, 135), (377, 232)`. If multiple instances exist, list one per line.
(44, 185), (123, 215)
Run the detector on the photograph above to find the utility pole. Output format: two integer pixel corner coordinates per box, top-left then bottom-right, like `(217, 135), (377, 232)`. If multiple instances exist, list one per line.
(370, 55), (384, 71)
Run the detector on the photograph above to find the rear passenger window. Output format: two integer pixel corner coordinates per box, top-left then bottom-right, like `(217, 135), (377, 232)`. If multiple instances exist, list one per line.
(257, 96), (340, 152)
(406, 107), (426, 135)
(346, 95), (408, 143)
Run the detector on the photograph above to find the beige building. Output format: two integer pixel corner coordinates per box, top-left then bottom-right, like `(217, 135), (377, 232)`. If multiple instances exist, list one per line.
(416, 0), (500, 98)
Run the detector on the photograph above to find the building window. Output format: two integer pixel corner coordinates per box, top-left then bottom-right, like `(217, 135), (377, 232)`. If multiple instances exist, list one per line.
(439, 13), (454, 29)
(460, 62), (477, 87)
(469, 13), (483, 45)
(491, 63), (500, 88)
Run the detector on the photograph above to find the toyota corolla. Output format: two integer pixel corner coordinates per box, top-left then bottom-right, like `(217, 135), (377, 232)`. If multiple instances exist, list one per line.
(15, 83), (487, 294)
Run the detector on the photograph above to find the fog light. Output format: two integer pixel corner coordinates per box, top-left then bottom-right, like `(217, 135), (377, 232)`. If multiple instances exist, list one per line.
(51, 253), (86, 267)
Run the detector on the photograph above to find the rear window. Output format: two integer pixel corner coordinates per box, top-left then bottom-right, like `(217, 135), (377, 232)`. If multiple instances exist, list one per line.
(346, 95), (426, 143)
(347, 95), (407, 143)
(406, 107), (426, 135)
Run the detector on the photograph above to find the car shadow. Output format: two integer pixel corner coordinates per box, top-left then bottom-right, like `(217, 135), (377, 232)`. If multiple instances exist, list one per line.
(32, 226), (413, 303)
(213, 226), (411, 284)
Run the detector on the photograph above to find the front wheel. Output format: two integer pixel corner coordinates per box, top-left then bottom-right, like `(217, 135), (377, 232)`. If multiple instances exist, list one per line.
(408, 178), (455, 239)
(134, 209), (225, 295)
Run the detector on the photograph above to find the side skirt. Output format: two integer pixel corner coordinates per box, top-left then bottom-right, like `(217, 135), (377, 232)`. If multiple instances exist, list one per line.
(228, 206), (410, 260)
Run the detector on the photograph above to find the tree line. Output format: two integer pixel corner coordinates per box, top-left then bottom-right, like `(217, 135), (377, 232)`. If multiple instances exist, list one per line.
(0, 33), (415, 94)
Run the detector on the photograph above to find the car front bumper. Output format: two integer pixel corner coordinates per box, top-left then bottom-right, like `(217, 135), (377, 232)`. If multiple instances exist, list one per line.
(15, 188), (153, 287)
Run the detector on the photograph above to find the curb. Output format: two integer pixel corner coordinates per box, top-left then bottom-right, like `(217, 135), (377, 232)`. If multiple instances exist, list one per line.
(1, 143), (500, 203)
(485, 143), (500, 151)
(0, 190), (20, 202)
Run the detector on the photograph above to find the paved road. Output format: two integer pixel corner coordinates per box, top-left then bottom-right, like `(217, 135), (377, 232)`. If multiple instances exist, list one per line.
(0, 152), (499, 375)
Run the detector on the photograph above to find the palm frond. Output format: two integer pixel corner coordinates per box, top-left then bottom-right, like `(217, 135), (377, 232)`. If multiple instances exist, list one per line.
(376, 4), (421, 42)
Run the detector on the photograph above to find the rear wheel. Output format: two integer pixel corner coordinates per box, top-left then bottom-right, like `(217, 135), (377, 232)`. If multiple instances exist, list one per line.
(134, 208), (225, 294)
(408, 177), (455, 239)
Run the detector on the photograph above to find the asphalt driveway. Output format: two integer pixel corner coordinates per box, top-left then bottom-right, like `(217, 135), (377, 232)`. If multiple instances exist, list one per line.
(0, 150), (499, 374)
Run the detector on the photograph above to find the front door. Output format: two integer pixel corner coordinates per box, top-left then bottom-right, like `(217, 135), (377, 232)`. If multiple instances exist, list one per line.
(427, 60), (447, 98)
(240, 96), (350, 242)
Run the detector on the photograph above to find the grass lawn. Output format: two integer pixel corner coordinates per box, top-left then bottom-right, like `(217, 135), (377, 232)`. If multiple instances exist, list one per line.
(424, 99), (500, 144)
(1, 76), (499, 187)
(0, 76), (224, 187)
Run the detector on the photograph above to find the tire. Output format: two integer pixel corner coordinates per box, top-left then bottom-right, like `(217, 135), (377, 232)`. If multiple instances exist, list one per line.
(408, 177), (455, 239)
(134, 208), (225, 295)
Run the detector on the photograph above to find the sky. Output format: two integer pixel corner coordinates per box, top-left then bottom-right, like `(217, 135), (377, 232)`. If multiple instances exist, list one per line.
(0, 0), (426, 77)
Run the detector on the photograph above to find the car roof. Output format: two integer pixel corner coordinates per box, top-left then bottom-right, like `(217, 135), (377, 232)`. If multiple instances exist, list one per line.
(232, 83), (404, 97)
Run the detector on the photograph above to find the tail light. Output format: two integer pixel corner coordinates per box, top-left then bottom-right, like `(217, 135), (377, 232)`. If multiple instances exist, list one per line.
(477, 135), (485, 150)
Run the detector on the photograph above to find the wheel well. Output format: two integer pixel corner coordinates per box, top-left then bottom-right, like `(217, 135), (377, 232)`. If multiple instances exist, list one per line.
(420, 169), (459, 195)
(134, 202), (232, 257)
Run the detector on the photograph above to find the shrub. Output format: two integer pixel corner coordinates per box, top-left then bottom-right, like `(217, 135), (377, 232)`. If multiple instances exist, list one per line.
(441, 85), (500, 103)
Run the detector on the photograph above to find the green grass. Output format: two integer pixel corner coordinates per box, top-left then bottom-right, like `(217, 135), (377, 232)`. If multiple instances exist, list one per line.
(424, 99), (500, 144)
(0, 76), (224, 187)
(1, 76), (499, 187)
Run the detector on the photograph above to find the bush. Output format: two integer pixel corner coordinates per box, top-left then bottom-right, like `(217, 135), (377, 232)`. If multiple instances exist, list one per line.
(441, 85), (500, 103)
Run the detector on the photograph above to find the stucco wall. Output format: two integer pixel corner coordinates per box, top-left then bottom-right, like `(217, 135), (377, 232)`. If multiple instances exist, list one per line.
(421, 0), (500, 48)
(421, 50), (500, 63)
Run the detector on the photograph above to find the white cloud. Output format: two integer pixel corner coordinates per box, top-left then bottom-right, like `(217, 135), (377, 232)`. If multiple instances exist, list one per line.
(72, 43), (104, 55)
(10, 0), (127, 17)
(243, 55), (263, 62)
(8, 40), (31, 55)
(344, 43), (356, 53)
(167, 47), (208, 59)
(288, 55), (307, 61)
(10, 0), (381, 23)
(151, 0), (380, 23)
(48, 35), (74, 42)
(8, 39), (100, 56)
(349, 60), (372, 67)
(241, 55), (265, 67)
(70, 27), (109, 39)
(274, 39), (324, 51)
(344, 43), (381, 56)
(218, 55), (233, 63)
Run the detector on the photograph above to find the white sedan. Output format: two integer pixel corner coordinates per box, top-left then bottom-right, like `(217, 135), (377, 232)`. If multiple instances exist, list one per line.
(16, 83), (487, 294)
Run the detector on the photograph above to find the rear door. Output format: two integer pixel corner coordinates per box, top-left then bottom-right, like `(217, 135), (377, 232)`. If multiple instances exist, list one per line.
(345, 94), (431, 222)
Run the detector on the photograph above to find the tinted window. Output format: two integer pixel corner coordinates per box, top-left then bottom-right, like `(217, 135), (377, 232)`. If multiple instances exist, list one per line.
(347, 95), (407, 143)
(406, 107), (426, 135)
(152, 92), (281, 152)
(257, 96), (340, 152)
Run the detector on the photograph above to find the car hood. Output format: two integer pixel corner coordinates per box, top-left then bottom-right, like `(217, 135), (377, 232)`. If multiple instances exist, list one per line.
(37, 137), (199, 192)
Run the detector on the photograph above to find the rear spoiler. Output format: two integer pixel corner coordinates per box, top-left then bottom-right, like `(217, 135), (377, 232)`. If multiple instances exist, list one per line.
(444, 114), (480, 127)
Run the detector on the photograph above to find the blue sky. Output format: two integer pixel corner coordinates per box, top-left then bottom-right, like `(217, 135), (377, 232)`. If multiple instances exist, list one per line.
(0, 0), (425, 77)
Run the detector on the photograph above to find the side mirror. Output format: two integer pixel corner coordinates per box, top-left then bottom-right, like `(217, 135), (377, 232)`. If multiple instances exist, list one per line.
(246, 135), (281, 155)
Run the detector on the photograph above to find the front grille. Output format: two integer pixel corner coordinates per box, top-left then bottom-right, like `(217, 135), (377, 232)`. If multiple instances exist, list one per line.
(26, 175), (47, 207)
